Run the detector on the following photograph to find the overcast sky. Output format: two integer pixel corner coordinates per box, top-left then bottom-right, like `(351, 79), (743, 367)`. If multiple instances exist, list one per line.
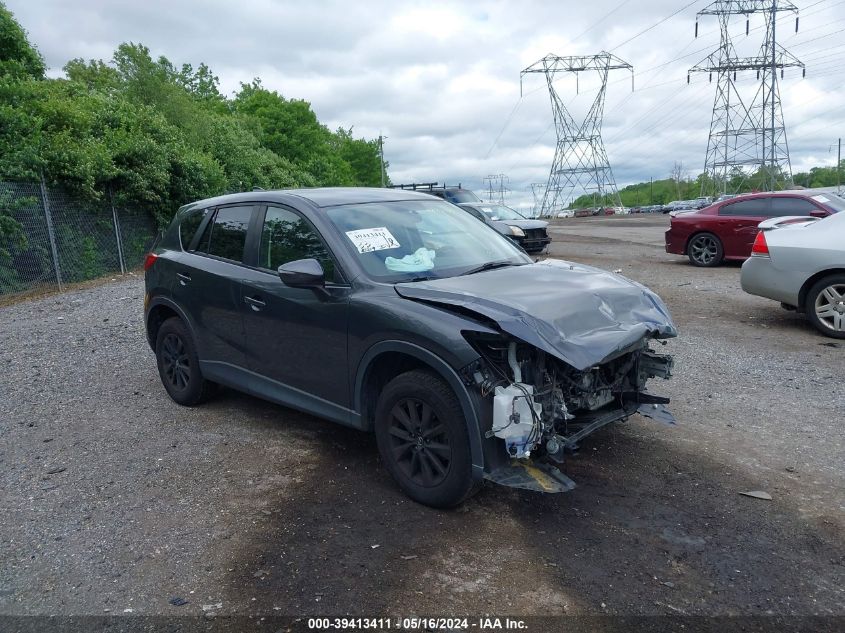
(7, 0), (845, 209)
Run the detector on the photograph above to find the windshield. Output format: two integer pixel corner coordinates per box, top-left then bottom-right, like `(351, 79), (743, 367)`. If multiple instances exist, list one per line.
(473, 204), (526, 221)
(812, 193), (845, 213)
(325, 200), (530, 282)
(443, 190), (481, 203)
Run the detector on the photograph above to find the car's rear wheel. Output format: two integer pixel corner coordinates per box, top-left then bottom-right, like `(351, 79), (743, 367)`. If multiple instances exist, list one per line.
(687, 232), (724, 267)
(155, 317), (214, 405)
(806, 274), (845, 339)
(374, 370), (477, 508)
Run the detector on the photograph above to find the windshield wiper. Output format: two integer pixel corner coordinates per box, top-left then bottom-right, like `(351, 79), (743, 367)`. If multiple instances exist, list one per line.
(459, 260), (521, 276)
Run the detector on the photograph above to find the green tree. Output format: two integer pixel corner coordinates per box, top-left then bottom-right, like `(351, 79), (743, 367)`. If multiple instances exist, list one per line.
(0, 2), (44, 79)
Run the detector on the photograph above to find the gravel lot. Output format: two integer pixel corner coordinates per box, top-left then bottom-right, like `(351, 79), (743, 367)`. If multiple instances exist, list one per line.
(0, 215), (842, 624)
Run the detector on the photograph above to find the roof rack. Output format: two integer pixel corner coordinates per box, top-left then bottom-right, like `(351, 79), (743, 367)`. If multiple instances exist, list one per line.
(388, 182), (464, 191)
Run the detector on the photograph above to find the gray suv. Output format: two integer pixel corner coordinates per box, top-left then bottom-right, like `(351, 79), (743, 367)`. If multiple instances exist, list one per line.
(144, 188), (676, 507)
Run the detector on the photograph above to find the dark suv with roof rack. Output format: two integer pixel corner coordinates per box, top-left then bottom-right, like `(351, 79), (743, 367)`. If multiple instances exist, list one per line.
(390, 182), (482, 205)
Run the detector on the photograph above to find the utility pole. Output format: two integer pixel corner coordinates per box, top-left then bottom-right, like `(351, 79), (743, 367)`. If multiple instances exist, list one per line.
(839, 138), (842, 191)
(378, 134), (387, 187)
(690, 1), (804, 195)
(650, 177), (654, 204)
(521, 53), (633, 217)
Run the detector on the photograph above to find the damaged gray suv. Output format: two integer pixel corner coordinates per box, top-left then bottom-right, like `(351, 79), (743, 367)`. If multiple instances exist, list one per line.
(144, 188), (676, 507)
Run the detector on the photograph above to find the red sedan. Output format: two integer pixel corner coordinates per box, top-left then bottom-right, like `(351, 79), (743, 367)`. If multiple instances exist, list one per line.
(664, 192), (842, 267)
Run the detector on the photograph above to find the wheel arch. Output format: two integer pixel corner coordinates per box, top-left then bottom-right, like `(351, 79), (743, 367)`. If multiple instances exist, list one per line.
(145, 298), (194, 351)
(684, 229), (721, 254)
(354, 341), (485, 480)
(798, 268), (845, 312)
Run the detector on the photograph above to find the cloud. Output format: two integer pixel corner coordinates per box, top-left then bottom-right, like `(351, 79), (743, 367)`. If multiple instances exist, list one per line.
(8, 0), (844, 208)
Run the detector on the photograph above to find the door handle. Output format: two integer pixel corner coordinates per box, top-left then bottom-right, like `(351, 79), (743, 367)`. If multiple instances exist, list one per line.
(244, 295), (266, 311)
(177, 272), (192, 285)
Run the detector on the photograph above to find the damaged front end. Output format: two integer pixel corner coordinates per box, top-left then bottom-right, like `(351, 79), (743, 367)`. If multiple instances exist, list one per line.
(395, 258), (678, 493)
(461, 333), (674, 493)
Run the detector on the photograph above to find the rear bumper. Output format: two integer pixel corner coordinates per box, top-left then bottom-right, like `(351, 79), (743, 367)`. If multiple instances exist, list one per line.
(740, 256), (801, 306)
(664, 228), (685, 255)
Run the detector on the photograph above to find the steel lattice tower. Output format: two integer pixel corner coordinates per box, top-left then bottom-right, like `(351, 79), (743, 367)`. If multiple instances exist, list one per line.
(690, 1), (804, 194)
(521, 53), (633, 216)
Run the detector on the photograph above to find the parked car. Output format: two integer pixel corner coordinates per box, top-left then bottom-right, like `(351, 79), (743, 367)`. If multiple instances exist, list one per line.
(741, 212), (845, 338)
(662, 200), (694, 214)
(664, 192), (844, 267)
(390, 183), (482, 205)
(144, 188), (676, 507)
(458, 202), (551, 253)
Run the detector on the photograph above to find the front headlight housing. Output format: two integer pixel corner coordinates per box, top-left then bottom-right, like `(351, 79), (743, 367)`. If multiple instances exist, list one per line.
(509, 225), (525, 237)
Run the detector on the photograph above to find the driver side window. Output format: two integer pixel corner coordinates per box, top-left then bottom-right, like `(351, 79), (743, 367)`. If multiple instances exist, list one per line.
(259, 206), (337, 281)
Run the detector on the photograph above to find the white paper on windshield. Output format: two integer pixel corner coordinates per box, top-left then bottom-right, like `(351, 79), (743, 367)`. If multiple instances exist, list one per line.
(811, 195), (830, 203)
(345, 227), (400, 253)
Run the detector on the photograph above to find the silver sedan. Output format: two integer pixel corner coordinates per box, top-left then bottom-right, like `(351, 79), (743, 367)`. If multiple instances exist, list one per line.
(741, 209), (845, 338)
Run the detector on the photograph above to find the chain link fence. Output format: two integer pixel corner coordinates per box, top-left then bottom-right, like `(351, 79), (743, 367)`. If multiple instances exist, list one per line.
(0, 180), (159, 296)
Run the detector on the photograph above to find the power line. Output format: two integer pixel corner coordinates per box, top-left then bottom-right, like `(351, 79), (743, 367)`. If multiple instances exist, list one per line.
(609, 0), (703, 52)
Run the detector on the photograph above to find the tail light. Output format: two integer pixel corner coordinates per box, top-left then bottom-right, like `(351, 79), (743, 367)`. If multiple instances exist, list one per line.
(143, 252), (159, 271)
(751, 231), (769, 257)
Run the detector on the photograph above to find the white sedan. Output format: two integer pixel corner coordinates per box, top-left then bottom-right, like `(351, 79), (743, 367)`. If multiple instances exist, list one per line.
(741, 209), (845, 338)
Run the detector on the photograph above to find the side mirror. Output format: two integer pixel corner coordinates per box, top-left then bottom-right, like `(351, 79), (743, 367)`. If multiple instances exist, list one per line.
(277, 259), (325, 288)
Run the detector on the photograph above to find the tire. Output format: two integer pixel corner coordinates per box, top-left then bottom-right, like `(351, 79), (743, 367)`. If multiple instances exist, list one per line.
(155, 317), (215, 406)
(687, 232), (724, 267)
(805, 274), (845, 339)
(374, 370), (477, 508)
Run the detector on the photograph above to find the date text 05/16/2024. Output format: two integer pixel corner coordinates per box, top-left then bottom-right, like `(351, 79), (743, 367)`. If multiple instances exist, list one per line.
(307, 617), (528, 630)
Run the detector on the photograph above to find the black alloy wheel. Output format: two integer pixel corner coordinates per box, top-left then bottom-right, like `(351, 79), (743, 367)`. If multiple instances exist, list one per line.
(374, 370), (477, 508)
(161, 333), (190, 392)
(155, 317), (214, 406)
(387, 397), (452, 488)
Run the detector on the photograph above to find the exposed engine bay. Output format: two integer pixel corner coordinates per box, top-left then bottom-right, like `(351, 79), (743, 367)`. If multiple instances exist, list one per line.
(462, 333), (674, 491)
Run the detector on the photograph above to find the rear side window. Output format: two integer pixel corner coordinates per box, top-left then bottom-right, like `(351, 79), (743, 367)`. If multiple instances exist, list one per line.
(259, 206), (337, 281)
(179, 208), (208, 250)
(719, 198), (770, 216)
(770, 197), (821, 216)
(197, 205), (253, 262)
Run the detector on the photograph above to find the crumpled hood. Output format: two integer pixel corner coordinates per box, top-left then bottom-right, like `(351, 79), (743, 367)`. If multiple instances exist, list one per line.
(395, 259), (676, 371)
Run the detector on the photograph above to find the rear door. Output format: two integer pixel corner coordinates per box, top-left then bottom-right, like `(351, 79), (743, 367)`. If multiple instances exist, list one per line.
(716, 197), (771, 257)
(238, 204), (351, 408)
(769, 196), (830, 218)
(170, 204), (258, 368)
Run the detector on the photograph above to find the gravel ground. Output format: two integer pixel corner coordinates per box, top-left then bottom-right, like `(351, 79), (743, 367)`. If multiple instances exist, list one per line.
(0, 215), (842, 624)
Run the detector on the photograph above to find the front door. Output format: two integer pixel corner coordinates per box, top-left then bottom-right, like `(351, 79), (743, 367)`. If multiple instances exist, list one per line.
(716, 197), (771, 257)
(239, 204), (351, 410)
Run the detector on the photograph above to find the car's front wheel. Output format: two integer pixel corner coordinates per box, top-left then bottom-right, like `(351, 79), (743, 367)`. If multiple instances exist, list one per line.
(806, 274), (845, 339)
(374, 370), (477, 508)
(687, 232), (724, 267)
(155, 317), (214, 405)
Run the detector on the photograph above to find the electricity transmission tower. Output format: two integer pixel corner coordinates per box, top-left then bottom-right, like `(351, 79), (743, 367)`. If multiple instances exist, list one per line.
(521, 53), (633, 216)
(483, 174), (510, 204)
(689, 1), (804, 195)
(529, 183), (545, 217)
